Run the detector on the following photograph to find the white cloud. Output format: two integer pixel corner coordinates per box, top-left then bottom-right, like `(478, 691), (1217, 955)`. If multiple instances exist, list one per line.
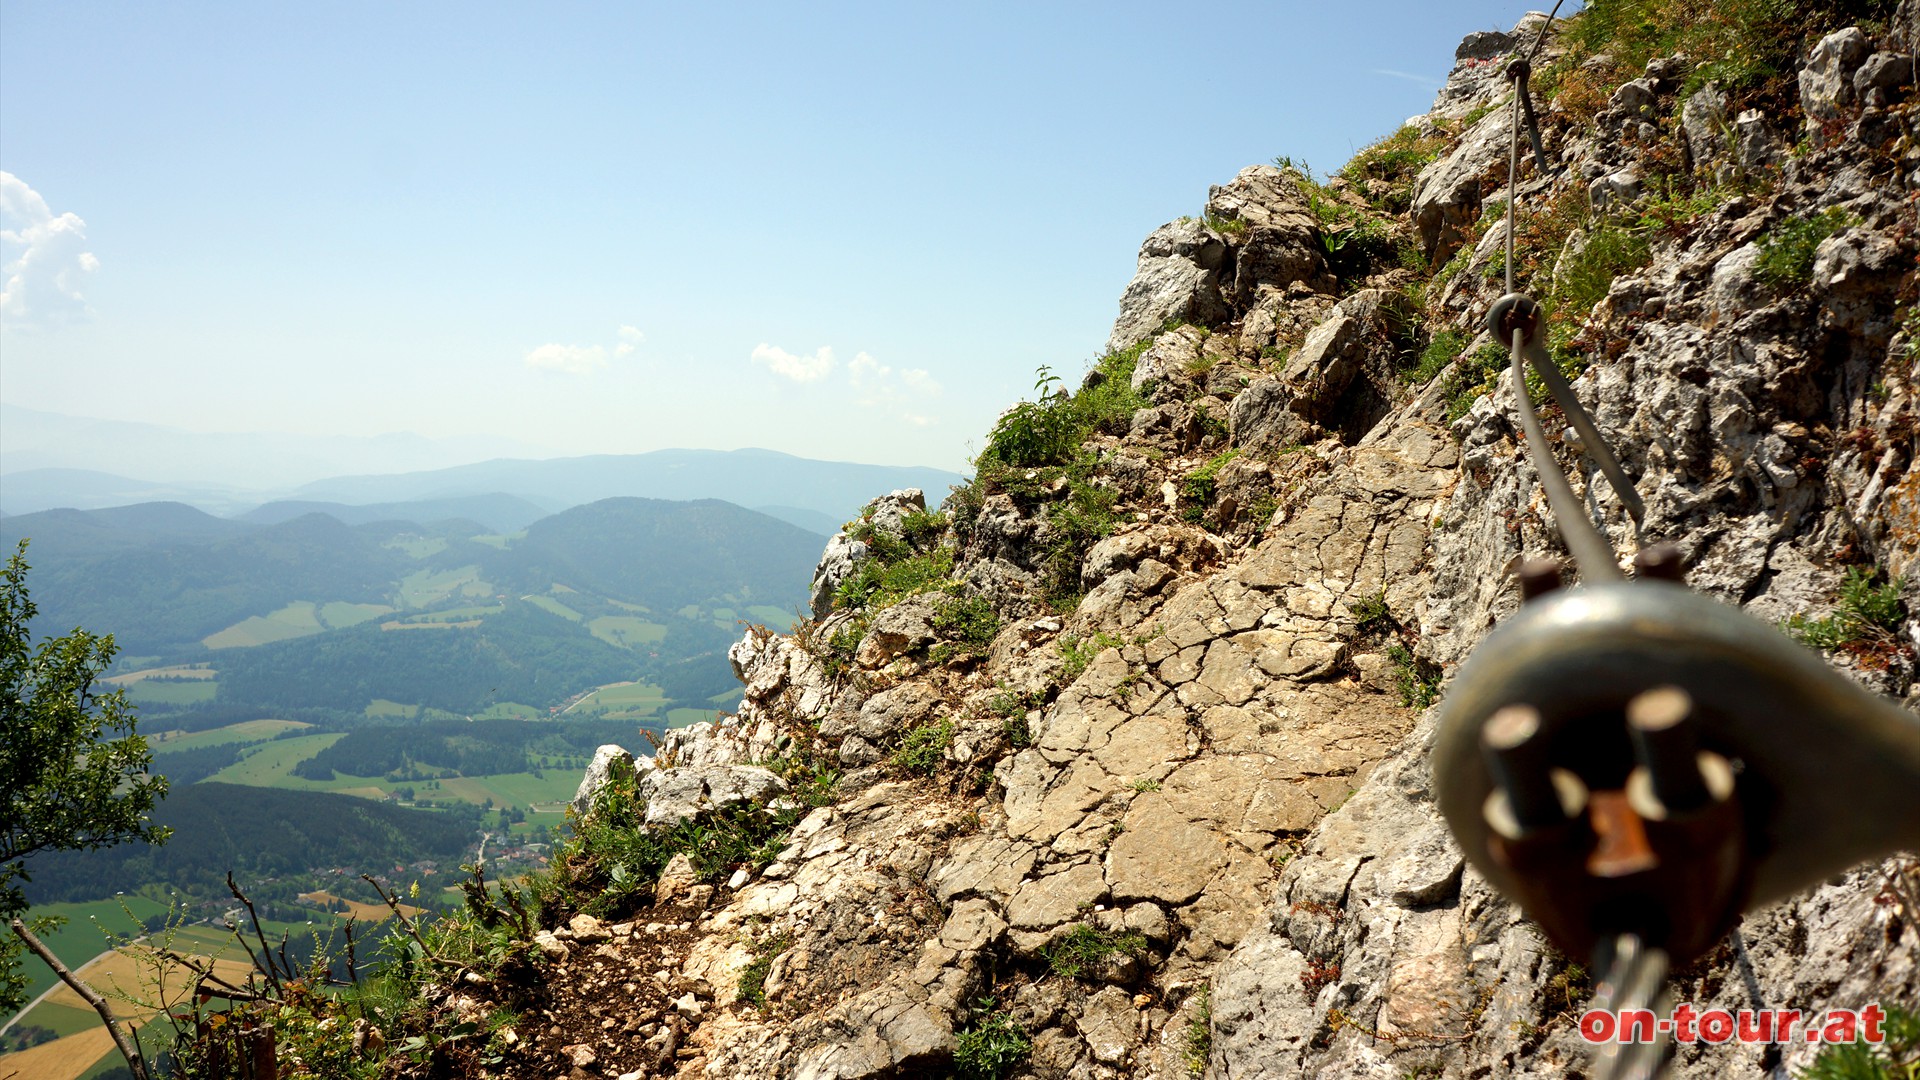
(751, 343), (836, 382)
(524, 323), (643, 374)
(525, 343), (608, 374)
(900, 368), (943, 395)
(753, 342), (942, 423)
(0, 172), (99, 329)
(1370, 68), (1444, 90)
(845, 350), (943, 423)
(615, 324), (644, 358)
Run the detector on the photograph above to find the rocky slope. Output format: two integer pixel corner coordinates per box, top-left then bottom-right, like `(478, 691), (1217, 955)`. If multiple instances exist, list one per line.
(511, 6), (1920, 1079)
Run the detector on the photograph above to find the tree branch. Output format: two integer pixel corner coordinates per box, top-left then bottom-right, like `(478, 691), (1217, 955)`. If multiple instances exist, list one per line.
(10, 917), (151, 1080)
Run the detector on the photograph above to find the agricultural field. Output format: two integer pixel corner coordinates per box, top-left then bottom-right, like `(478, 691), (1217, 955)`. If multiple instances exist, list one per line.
(666, 707), (723, 728)
(569, 680), (668, 719)
(711, 604), (796, 630)
(396, 565), (491, 607)
(103, 664), (216, 686)
(296, 890), (423, 921)
(199, 733), (349, 787)
(123, 679), (219, 706)
(428, 771), (582, 812)
(0, 1025), (117, 1080)
(148, 719), (310, 754)
(3, 911), (361, 1080)
(586, 615), (667, 648)
(202, 600), (326, 649)
(3, 897), (173, 1015)
(319, 601), (393, 627)
(524, 594), (583, 621)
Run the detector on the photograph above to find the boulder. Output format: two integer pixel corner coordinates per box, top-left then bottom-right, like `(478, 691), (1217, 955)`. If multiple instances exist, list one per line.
(810, 532), (869, 619)
(1106, 219), (1232, 353)
(855, 682), (944, 742)
(638, 764), (788, 828)
(1854, 51), (1916, 108)
(854, 594), (941, 667)
(1800, 26), (1871, 144)
(571, 744), (650, 819)
(1411, 105), (1513, 261)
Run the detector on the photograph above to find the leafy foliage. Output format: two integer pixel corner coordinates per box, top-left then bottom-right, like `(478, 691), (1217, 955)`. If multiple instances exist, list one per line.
(737, 931), (792, 1010)
(954, 998), (1031, 1080)
(1184, 985), (1213, 1077)
(1180, 450), (1241, 523)
(1042, 923), (1146, 979)
(1785, 567), (1907, 657)
(1562, 0), (1899, 97)
(1, 540), (170, 1014)
(544, 760), (805, 919)
(931, 595), (1002, 661)
(889, 720), (955, 776)
(1756, 208), (1860, 289)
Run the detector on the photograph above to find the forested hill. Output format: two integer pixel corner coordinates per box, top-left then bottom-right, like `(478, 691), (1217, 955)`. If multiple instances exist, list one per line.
(18, 784), (483, 906)
(495, 498), (822, 613)
(2, 494), (825, 721)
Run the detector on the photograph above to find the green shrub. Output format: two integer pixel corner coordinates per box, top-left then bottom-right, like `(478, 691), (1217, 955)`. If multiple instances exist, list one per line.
(834, 546), (955, 612)
(1443, 344), (1511, 422)
(890, 719), (954, 775)
(1043, 923), (1147, 979)
(1408, 329), (1466, 386)
(551, 762), (805, 918)
(1180, 449), (1241, 523)
(1755, 207), (1858, 289)
(933, 595), (1001, 657)
(1059, 632), (1121, 682)
(1551, 223), (1651, 316)
(1340, 126), (1447, 212)
(954, 999), (1031, 1080)
(1561, 0), (1896, 97)
(1387, 643), (1442, 710)
(1786, 567), (1906, 651)
(1184, 986), (1213, 1077)
(979, 347), (1150, 471)
(1347, 592), (1395, 637)
(737, 932), (791, 1010)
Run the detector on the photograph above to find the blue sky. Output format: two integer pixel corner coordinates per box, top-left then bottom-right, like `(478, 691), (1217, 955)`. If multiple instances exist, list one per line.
(0, 2), (1572, 477)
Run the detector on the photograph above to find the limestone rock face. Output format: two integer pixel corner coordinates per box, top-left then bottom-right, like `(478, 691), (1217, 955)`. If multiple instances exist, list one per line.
(1412, 101), (1514, 262)
(1800, 26), (1872, 143)
(1107, 219), (1233, 354)
(547, 12), (1920, 1079)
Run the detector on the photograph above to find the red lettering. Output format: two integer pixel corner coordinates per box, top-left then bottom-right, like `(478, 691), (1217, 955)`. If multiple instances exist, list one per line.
(1619, 1009), (1658, 1043)
(1823, 1011), (1859, 1044)
(1863, 1004), (1886, 1043)
(1580, 1010), (1615, 1043)
(1737, 1009), (1773, 1043)
(1699, 1010), (1735, 1044)
(1672, 1003), (1698, 1042)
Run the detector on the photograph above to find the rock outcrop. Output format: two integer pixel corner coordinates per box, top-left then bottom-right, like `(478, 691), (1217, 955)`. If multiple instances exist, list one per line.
(526, 9), (1919, 1079)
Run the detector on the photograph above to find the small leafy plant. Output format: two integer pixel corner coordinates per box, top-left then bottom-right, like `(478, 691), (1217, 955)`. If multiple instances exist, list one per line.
(889, 719), (955, 775)
(954, 998), (1031, 1080)
(1755, 207), (1858, 289)
(1043, 923), (1147, 979)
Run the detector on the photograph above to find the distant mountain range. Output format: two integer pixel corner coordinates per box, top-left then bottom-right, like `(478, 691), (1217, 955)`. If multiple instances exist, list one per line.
(0, 402), (549, 491)
(0, 404), (966, 528)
